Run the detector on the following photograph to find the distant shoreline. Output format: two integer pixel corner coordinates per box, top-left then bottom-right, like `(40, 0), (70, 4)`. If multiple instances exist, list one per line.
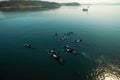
(0, 1), (61, 11)
(61, 2), (80, 6)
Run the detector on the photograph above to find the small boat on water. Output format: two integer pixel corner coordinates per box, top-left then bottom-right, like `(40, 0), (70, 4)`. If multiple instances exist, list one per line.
(82, 8), (88, 11)
(82, 6), (89, 11)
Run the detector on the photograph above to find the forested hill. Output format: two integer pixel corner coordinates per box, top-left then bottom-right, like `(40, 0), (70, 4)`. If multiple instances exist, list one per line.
(0, 0), (61, 11)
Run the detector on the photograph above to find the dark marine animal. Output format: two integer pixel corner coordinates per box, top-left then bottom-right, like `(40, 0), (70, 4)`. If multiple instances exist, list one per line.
(48, 50), (64, 65)
(24, 43), (36, 49)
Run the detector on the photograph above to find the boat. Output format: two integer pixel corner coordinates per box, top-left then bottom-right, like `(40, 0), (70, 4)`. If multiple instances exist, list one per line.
(82, 8), (88, 11)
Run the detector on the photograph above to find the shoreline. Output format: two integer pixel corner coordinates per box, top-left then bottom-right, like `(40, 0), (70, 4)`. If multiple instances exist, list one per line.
(0, 1), (61, 11)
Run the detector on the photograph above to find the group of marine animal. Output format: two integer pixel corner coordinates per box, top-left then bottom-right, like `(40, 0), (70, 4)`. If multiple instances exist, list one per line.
(24, 32), (84, 65)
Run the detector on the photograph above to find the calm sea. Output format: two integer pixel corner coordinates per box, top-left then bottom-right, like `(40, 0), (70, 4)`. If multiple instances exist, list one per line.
(0, 5), (120, 80)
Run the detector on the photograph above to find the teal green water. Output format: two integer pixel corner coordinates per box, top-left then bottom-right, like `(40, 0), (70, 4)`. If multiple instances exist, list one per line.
(0, 5), (120, 80)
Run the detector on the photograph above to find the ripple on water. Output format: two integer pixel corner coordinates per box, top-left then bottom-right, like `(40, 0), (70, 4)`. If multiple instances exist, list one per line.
(90, 56), (120, 80)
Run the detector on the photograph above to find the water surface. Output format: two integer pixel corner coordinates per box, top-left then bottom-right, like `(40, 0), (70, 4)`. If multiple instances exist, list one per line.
(0, 5), (120, 80)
